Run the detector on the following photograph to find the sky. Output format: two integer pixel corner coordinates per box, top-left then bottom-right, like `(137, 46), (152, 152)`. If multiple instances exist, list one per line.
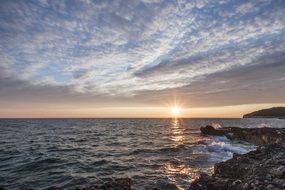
(0, 0), (285, 118)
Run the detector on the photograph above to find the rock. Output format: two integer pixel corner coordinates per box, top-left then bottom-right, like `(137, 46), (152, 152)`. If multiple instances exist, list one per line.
(189, 173), (211, 190)
(243, 183), (249, 190)
(195, 126), (285, 189)
(272, 178), (285, 186)
(265, 184), (274, 190)
(100, 178), (132, 190)
(273, 165), (285, 178)
(190, 144), (285, 190)
(266, 174), (272, 181)
(232, 179), (243, 190)
(154, 181), (179, 190)
(200, 125), (285, 145)
(200, 125), (225, 136)
(233, 153), (241, 160)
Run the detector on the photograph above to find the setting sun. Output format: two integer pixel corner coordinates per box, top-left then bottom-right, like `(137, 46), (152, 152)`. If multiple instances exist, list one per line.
(171, 106), (181, 117)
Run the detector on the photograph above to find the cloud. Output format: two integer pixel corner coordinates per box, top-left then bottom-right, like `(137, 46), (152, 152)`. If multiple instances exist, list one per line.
(0, 71), (133, 108)
(0, 0), (285, 109)
(133, 51), (285, 107)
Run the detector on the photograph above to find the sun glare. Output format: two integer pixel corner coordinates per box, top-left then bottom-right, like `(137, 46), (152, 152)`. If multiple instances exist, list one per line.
(171, 106), (181, 117)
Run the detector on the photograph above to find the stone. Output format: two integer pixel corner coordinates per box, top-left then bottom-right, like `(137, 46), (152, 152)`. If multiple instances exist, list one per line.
(273, 165), (285, 178)
(232, 179), (243, 190)
(233, 153), (241, 159)
(100, 178), (132, 190)
(200, 125), (225, 136)
(200, 125), (285, 145)
(272, 178), (285, 186)
(265, 184), (274, 190)
(242, 183), (249, 190)
(189, 126), (285, 190)
(266, 174), (272, 181)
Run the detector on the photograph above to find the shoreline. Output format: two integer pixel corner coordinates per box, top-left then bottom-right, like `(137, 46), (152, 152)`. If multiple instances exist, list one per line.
(190, 126), (285, 190)
(1, 125), (284, 190)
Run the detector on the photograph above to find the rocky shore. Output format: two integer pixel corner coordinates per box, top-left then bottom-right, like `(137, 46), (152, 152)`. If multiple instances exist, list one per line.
(1, 126), (284, 190)
(190, 126), (285, 190)
(42, 126), (285, 190)
(200, 125), (285, 145)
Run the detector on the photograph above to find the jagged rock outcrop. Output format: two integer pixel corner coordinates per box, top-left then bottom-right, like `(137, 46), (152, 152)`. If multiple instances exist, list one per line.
(190, 125), (285, 190)
(200, 125), (285, 145)
(243, 107), (285, 118)
(190, 144), (285, 190)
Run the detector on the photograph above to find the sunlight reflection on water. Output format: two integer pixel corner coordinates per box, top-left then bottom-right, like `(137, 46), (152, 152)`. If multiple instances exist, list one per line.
(0, 118), (282, 189)
(165, 118), (196, 189)
(170, 118), (185, 144)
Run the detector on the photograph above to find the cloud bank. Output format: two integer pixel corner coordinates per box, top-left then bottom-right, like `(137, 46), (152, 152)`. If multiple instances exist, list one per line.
(0, 0), (285, 110)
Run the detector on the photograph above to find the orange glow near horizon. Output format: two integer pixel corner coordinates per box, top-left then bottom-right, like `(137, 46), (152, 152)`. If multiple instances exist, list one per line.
(0, 103), (285, 118)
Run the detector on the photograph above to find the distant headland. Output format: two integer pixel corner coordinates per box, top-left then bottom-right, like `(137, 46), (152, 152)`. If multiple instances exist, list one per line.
(243, 107), (285, 119)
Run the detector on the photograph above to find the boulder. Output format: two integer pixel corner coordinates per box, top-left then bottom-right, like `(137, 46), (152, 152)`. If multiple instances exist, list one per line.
(271, 165), (285, 178)
(200, 126), (285, 145)
(189, 144), (285, 190)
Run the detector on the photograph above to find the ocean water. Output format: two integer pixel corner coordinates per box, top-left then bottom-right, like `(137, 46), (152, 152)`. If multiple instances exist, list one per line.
(0, 118), (284, 190)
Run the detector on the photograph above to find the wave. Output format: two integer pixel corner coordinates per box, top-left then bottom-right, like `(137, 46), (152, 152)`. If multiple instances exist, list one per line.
(158, 144), (186, 152)
(257, 123), (272, 128)
(91, 159), (109, 166)
(1, 118), (282, 190)
(204, 136), (256, 162)
(14, 157), (66, 173)
(208, 141), (251, 155)
(130, 144), (188, 155)
(211, 123), (222, 129)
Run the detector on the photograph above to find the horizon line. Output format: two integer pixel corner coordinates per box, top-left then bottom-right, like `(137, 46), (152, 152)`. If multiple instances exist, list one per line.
(0, 117), (244, 119)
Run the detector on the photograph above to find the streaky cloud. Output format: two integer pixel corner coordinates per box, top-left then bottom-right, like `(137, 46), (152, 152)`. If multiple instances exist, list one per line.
(0, 0), (284, 108)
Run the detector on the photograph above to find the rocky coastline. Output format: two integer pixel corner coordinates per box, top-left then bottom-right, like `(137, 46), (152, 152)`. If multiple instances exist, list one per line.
(200, 125), (285, 145)
(1, 126), (284, 190)
(190, 125), (285, 190)
(35, 126), (285, 190)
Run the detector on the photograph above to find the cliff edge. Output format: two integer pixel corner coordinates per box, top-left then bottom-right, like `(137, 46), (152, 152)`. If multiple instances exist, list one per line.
(243, 107), (285, 119)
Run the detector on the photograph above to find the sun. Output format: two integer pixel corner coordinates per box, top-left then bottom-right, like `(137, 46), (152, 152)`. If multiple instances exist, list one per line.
(171, 106), (181, 117)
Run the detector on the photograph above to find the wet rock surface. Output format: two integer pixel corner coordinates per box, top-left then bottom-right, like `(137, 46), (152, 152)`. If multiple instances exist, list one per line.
(2, 125), (285, 190)
(200, 125), (285, 145)
(190, 144), (285, 190)
(190, 126), (285, 190)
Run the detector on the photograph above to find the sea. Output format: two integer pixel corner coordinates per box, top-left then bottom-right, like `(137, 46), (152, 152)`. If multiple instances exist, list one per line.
(0, 118), (284, 190)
